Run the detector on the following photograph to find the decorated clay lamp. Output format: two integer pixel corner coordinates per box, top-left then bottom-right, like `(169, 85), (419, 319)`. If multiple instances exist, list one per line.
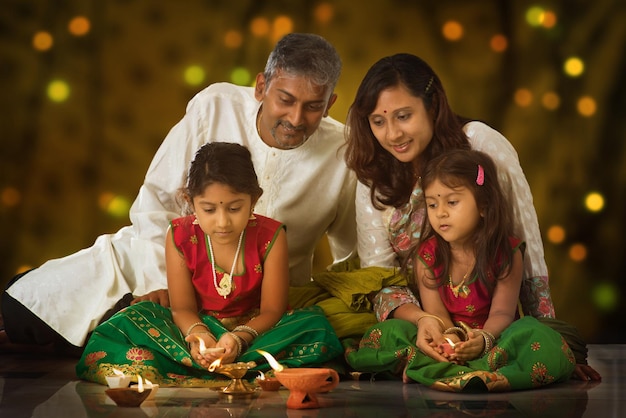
(257, 349), (340, 410)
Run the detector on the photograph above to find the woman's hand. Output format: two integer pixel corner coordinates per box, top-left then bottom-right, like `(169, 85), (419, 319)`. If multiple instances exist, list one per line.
(449, 330), (482, 363)
(415, 317), (448, 362)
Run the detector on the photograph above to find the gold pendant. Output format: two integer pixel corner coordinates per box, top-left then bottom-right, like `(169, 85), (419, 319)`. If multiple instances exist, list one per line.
(217, 274), (232, 297)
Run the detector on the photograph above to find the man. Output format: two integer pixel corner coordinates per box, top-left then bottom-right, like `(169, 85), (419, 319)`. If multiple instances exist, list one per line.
(2, 33), (357, 353)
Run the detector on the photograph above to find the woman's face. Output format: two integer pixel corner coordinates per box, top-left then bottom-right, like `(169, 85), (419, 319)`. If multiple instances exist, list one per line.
(368, 84), (434, 164)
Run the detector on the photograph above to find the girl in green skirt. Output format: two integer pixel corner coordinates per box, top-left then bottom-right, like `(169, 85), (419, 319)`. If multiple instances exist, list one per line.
(76, 143), (342, 386)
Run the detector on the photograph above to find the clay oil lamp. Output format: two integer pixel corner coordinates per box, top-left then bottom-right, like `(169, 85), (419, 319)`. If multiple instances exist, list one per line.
(105, 374), (152, 407)
(257, 349), (340, 410)
(439, 337), (457, 356)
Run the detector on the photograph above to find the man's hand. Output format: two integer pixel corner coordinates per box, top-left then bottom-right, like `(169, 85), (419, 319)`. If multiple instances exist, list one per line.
(131, 289), (170, 307)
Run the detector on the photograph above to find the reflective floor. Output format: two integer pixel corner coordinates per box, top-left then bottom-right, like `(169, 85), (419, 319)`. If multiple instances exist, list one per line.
(0, 344), (623, 417)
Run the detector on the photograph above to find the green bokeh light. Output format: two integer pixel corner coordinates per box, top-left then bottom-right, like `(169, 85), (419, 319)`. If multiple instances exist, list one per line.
(184, 65), (206, 86)
(230, 67), (251, 86)
(592, 282), (619, 312)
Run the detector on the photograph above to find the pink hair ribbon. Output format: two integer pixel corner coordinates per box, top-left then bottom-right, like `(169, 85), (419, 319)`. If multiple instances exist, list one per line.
(476, 165), (485, 186)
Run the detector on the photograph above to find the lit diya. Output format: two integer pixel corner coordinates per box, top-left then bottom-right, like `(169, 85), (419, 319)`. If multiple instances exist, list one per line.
(257, 349), (339, 409)
(439, 337), (457, 356)
(105, 368), (131, 389)
(255, 370), (281, 391)
(105, 374), (152, 407)
(208, 356), (257, 395)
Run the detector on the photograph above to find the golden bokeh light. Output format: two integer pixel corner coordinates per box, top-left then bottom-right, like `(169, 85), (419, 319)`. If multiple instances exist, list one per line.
(541, 92), (560, 110)
(272, 16), (293, 42)
(224, 30), (243, 49)
(1, 187), (21, 207)
(585, 191), (605, 212)
(514, 88), (533, 107)
(540, 10), (557, 28)
(68, 16), (90, 36)
(250, 17), (270, 37)
(32, 31), (53, 51)
(546, 225), (566, 244)
(564, 57), (585, 77)
(442, 20), (463, 41)
(569, 243), (587, 262)
(47, 80), (70, 102)
(314, 3), (334, 24)
(577, 96), (597, 117)
(489, 34), (508, 53)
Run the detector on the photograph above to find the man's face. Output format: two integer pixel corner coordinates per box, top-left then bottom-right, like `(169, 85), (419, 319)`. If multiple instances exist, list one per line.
(254, 70), (337, 149)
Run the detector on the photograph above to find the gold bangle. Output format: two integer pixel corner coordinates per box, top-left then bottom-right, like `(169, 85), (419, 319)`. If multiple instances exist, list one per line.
(185, 321), (209, 337)
(443, 326), (468, 341)
(416, 314), (445, 330)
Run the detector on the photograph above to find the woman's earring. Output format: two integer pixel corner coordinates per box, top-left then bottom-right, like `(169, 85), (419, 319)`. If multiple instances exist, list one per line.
(192, 214), (199, 224)
(249, 209), (256, 220)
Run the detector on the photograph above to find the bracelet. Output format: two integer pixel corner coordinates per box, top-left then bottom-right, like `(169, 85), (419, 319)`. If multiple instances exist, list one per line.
(185, 321), (209, 337)
(233, 325), (259, 339)
(416, 314), (445, 330)
(228, 332), (244, 357)
(475, 329), (496, 357)
(443, 326), (468, 342)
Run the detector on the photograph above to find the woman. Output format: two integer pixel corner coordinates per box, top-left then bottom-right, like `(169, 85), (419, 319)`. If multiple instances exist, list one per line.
(344, 53), (600, 382)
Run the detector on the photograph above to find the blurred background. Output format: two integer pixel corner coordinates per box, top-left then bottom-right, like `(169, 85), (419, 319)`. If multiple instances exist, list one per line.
(1, 0), (624, 344)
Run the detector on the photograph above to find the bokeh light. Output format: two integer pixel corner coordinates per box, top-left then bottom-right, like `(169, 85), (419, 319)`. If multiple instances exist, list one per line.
(525, 6), (545, 27)
(540, 10), (557, 28)
(514, 88), (533, 107)
(592, 282), (620, 312)
(569, 243), (587, 262)
(541, 92), (560, 110)
(250, 17), (270, 37)
(489, 34), (508, 53)
(68, 16), (90, 36)
(314, 3), (334, 24)
(585, 191), (605, 212)
(47, 80), (70, 102)
(271, 16), (293, 42)
(224, 30), (243, 49)
(230, 67), (251, 86)
(546, 225), (566, 244)
(564, 57), (585, 77)
(442, 20), (463, 41)
(1, 187), (21, 208)
(32, 31), (53, 51)
(184, 65), (205, 86)
(99, 192), (130, 218)
(577, 96), (597, 117)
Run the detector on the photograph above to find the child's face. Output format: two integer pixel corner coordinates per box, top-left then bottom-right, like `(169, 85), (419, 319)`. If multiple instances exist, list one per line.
(424, 179), (482, 248)
(192, 183), (253, 246)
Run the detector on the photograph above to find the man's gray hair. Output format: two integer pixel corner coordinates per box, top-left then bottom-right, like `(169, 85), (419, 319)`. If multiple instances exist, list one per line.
(264, 33), (342, 91)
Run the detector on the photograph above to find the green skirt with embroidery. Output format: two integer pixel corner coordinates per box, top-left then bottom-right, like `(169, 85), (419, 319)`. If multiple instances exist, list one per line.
(76, 302), (343, 387)
(345, 316), (575, 392)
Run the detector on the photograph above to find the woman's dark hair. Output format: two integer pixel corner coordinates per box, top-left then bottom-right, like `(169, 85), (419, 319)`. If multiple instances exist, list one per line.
(345, 53), (470, 209)
(411, 149), (515, 295)
(179, 142), (263, 213)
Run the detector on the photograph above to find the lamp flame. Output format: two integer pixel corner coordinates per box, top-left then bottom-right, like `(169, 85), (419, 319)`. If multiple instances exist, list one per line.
(137, 375), (144, 393)
(256, 349), (284, 372)
(112, 368), (125, 377)
(208, 358), (222, 372)
(257, 371), (266, 380)
(196, 335), (208, 355)
(444, 337), (457, 348)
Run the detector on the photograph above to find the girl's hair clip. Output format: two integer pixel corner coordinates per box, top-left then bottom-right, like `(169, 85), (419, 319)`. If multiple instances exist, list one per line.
(476, 164), (485, 186)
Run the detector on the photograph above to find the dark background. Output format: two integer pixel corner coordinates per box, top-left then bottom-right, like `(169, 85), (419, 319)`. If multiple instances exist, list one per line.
(1, 0), (624, 343)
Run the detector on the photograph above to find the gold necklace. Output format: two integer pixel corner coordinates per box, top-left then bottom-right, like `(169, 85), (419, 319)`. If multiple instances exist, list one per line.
(448, 264), (473, 298)
(207, 231), (244, 299)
